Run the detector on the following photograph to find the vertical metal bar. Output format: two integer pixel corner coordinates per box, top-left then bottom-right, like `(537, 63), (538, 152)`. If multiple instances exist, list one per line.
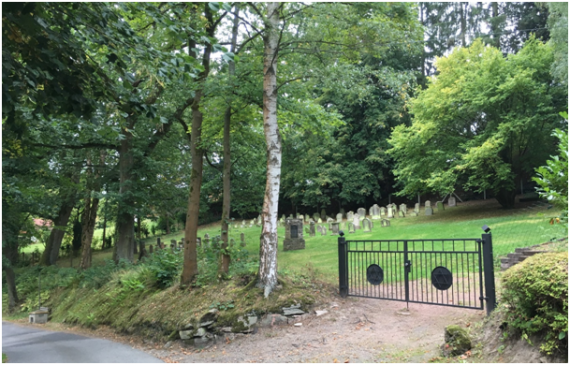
(467, 249), (471, 307)
(338, 233), (348, 297)
(404, 241), (410, 304)
(478, 240), (484, 309)
(481, 234), (496, 314)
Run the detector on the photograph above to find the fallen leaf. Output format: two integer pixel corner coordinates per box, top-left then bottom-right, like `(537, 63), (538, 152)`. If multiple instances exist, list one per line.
(333, 359), (339, 363)
(344, 359), (350, 363)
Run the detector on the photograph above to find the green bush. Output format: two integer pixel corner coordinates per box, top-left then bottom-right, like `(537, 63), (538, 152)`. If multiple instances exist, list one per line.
(145, 249), (183, 288)
(501, 252), (568, 355)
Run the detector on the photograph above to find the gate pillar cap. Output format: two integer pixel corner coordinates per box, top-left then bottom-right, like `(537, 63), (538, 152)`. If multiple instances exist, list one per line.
(339, 231), (345, 237)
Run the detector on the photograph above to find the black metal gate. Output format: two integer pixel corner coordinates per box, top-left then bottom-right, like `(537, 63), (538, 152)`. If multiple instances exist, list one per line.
(338, 232), (496, 314)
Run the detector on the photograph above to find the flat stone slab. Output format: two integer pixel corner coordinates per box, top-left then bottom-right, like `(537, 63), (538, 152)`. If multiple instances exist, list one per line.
(283, 308), (305, 316)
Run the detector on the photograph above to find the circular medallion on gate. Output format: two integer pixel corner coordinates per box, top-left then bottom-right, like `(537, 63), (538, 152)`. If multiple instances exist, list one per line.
(366, 264), (384, 285)
(431, 266), (453, 290)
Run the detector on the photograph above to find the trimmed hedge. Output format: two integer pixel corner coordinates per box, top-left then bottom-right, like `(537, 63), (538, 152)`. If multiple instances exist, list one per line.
(501, 252), (568, 355)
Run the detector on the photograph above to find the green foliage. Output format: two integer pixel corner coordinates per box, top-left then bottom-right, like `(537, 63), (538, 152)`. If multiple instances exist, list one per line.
(209, 300), (235, 311)
(144, 249), (183, 289)
(547, 2), (568, 84)
(501, 252), (568, 355)
(389, 38), (567, 208)
(20, 291), (49, 312)
(533, 115), (568, 210)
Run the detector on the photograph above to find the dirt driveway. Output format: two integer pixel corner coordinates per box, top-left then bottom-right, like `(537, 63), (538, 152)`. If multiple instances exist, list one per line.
(147, 296), (485, 363)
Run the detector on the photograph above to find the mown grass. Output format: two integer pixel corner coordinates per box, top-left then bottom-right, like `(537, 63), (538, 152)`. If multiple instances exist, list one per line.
(143, 200), (564, 283)
(20, 200), (566, 280)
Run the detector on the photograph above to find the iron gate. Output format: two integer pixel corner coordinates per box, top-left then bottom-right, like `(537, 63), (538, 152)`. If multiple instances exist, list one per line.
(338, 232), (496, 314)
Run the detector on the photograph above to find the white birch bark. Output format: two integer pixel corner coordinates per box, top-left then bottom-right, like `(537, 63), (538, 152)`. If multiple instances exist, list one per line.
(259, 2), (282, 297)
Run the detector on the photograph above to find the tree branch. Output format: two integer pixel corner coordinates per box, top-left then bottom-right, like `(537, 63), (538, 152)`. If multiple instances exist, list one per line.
(32, 142), (118, 151)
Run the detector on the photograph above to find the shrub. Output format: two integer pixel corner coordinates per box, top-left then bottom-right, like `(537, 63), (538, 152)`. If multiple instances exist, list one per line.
(501, 252), (568, 355)
(145, 249), (182, 288)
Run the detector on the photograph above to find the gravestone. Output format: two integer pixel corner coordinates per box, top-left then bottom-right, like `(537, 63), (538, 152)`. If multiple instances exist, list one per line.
(381, 219), (391, 227)
(149, 245), (154, 254)
(305, 214), (310, 223)
(398, 210), (405, 218)
(347, 211), (354, 220)
(380, 206), (386, 216)
(317, 218), (323, 224)
(157, 237), (162, 249)
(327, 217), (335, 223)
(320, 209), (327, 220)
(321, 226), (327, 236)
(362, 218), (372, 232)
(353, 214), (361, 229)
(370, 204), (381, 219)
(170, 240), (176, 251)
(425, 200), (431, 207)
(357, 208), (366, 219)
(138, 240), (148, 259)
(204, 233), (210, 247)
(288, 214), (293, 219)
(436, 201), (445, 211)
(240, 233), (246, 247)
(309, 222), (316, 237)
(336, 213), (343, 222)
(414, 203), (420, 213)
(340, 221), (346, 232)
(399, 204), (407, 215)
(340, 208), (346, 218)
(313, 213), (320, 222)
(448, 196), (456, 207)
(196, 237), (201, 247)
(410, 211), (418, 217)
(230, 238), (236, 247)
(425, 206), (433, 216)
(331, 222), (339, 235)
(178, 241), (183, 250)
(387, 205), (394, 218)
(297, 214), (304, 220)
(348, 222), (355, 233)
(316, 225), (323, 234)
(305, 227), (310, 234)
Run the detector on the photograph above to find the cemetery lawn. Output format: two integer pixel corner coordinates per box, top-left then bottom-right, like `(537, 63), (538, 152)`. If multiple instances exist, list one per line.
(142, 199), (565, 284)
(41, 199), (563, 276)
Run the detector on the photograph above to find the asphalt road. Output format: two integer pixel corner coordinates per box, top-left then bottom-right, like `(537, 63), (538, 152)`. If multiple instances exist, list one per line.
(2, 322), (163, 363)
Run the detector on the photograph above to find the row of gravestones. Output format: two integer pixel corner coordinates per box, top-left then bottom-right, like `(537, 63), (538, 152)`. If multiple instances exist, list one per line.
(227, 196), (457, 230)
(139, 233), (248, 258)
(275, 197), (457, 225)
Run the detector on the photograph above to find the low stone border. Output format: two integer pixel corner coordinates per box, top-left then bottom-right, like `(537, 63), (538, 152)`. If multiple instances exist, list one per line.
(177, 304), (316, 348)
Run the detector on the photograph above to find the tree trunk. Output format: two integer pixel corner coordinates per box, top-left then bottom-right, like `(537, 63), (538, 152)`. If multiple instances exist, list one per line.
(102, 197), (108, 249)
(460, 3), (467, 47)
(495, 186), (516, 209)
(40, 199), (76, 266)
(80, 194), (99, 270)
(4, 265), (18, 312)
(180, 93), (205, 286)
(491, 2), (500, 49)
(3, 223), (20, 312)
(165, 213), (170, 235)
(220, 5), (240, 276)
(40, 162), (80, 266)
(258, 2), (282, 298)
(180, 3), (215, 287)
(114, 127), (135, 262)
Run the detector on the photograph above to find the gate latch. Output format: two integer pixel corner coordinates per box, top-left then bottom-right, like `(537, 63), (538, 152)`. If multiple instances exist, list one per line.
(404, 260), (412, 273)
